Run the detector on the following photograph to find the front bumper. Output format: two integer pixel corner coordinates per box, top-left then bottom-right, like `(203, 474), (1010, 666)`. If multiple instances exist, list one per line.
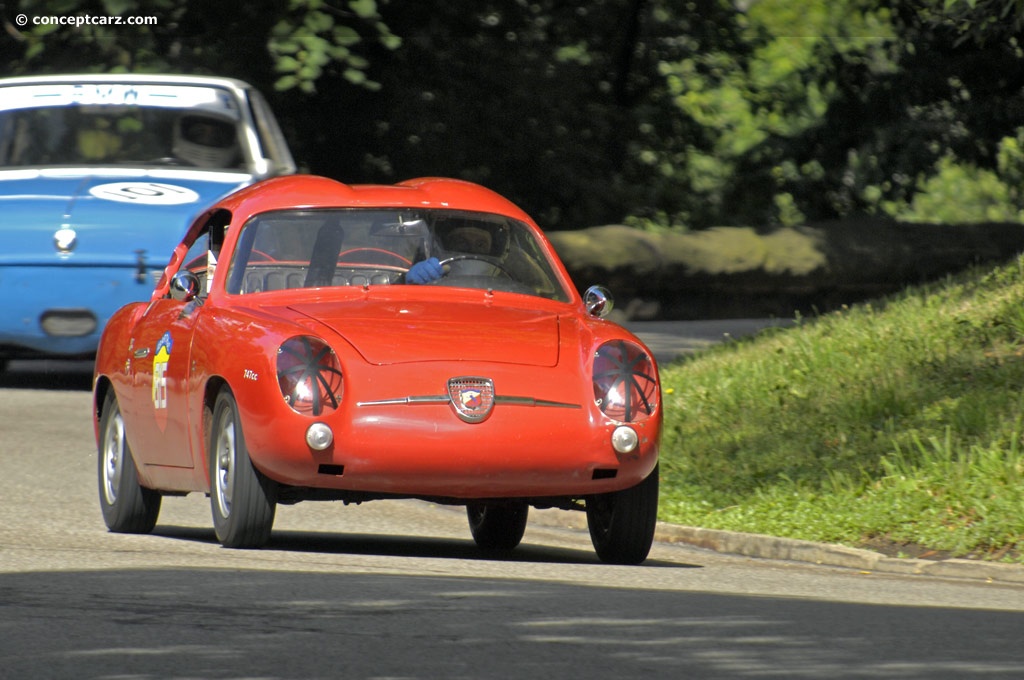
(244, 388), (661, 500)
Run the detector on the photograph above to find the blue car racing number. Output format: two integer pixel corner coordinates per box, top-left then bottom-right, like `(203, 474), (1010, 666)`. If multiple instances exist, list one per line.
(89, 181), (200, 205)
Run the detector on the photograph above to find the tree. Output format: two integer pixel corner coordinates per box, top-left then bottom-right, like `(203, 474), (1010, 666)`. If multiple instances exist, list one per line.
(636, 0), (1024, 228)
(635, 0), (903, 228)
(926, 0), (1024, 45)
(841, 1), (1024, 223)
(4, 0), (396, 93)
(336, 0), (740, 228)
(5, 0), (1024, 230)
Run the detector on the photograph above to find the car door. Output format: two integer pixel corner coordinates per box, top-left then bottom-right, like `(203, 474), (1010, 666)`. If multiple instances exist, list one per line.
(122, 299), (202, 470)
(120, 232), (211, 471)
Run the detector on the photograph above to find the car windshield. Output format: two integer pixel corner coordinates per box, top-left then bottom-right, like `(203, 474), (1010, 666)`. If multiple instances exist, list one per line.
(0, 83), (246, 171)
(225, 208), (571, 301)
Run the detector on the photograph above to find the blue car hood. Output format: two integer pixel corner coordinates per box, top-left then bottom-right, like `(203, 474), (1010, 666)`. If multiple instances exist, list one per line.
(0, 169), (252, 266)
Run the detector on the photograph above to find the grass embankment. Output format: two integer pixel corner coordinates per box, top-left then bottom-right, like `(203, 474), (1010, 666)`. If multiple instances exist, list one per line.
(657, 255), (1024, 562)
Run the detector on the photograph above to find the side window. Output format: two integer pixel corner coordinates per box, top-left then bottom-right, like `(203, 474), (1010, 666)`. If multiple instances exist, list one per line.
(181, 229), (210, 293)
(178, 209), (231, 296)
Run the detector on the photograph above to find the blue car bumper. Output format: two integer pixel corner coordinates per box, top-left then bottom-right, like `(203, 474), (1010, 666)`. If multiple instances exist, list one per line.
(0, 262), (155, 358)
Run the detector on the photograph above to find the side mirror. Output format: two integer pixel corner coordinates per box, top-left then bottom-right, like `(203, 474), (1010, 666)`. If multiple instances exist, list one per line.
(584, 285), (614, 318)
(169, 271), (201, 302)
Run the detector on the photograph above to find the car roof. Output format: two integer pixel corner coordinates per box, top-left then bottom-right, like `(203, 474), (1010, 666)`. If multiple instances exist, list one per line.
(218, 175), (537, 225)
(0, 73), (255, 94)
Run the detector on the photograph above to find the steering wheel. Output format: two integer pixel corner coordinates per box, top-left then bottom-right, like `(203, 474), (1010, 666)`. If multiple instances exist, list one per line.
(246, 248), (275, 263)
(338, 248), (413, 268)
(438, 254), (514, 278)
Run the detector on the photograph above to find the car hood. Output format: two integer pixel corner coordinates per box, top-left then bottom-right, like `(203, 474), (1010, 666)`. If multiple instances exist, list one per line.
(288, 299), (562, 367)
(0, 169), (251, 266)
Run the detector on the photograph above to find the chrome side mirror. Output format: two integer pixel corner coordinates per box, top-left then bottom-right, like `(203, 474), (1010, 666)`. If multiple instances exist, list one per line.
(169, 271), (201, 302)
(584, 285), (614, 318)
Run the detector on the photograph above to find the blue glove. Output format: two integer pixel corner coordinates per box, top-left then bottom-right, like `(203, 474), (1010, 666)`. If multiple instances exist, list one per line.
(406, 257), (444, 284)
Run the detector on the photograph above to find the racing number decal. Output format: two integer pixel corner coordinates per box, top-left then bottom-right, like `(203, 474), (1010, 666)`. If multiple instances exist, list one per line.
(89, 182), (201, 205)
(152, 332), (172, 409)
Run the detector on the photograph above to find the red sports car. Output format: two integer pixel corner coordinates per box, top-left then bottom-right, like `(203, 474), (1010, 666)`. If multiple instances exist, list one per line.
(93, 174), (661, 564)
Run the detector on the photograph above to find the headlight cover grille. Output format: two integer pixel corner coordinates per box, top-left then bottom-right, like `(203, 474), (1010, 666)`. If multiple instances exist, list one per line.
(277, 336), (344, 416)
(593, 340), (657, 423)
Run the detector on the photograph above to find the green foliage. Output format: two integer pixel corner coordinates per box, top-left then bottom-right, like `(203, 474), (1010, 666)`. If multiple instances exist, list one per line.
(9, 0), (187, 72)
(634, 0), (909, 228)
(869, 129), (1024, 223)
(878, 154), (1022, 223)
(927, 0), (1024, 44)
(6, 0), (396, 94)
(5, 0), (1024, 230)
(268, 0), (400, 93)
(810, 2), (1024, 225)
(659, 256), (1024, 559)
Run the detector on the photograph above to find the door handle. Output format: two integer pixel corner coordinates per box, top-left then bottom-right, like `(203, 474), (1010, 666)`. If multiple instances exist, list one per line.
(134, 348), (150, 359)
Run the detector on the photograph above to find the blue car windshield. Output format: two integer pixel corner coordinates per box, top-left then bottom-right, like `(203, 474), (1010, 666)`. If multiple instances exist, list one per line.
(0, 84), (245, 170)
(225, 208), (571, 302)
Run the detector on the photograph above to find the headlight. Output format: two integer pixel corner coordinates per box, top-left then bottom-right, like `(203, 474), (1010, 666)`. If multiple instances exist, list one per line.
(593, 340), (657, 423)
(277, 336), (344, 416)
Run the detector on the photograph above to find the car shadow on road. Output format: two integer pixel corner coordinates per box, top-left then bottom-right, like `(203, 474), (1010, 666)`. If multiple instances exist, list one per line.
(0, 360), (93, 391)
(153, 524), (696, 569)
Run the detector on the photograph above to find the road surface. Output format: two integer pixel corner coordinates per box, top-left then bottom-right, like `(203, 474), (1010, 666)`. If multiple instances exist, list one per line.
(3, 320), (1024, 679)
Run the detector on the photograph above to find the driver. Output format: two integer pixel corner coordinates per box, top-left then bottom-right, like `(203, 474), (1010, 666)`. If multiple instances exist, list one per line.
(172, 112), (240, 168)
(406, 222), (498, 284)
(444, 225), (492, 254)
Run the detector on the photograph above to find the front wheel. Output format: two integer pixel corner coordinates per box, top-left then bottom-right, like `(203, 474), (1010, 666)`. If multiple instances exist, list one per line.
(97, 390), (161, 533)
(586, 464), (659, 565)
(209, 389), (277, 548)
(467, 502), (529, 551)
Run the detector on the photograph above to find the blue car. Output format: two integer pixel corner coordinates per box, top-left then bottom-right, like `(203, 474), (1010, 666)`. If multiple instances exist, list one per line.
(0, 74), (296, 370)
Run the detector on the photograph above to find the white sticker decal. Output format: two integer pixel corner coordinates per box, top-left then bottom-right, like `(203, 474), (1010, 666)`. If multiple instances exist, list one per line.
(152, 331), (172, 410)
(89, 181), (200, 205)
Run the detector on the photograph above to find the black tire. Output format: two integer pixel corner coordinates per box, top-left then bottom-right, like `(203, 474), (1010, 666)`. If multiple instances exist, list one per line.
(209, 389), (277, 548)
(586, 464), (659, 565)
(467, 502), (529, 551)
(97, 390), (161, 533)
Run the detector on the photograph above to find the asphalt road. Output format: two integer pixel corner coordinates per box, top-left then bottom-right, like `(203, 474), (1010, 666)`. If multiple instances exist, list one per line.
(3, 322), (1024, 679)
(629, 318), (796, 364)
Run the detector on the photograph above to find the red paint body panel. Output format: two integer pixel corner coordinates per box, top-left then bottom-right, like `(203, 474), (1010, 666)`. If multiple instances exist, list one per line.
(93, 175), (661, 504)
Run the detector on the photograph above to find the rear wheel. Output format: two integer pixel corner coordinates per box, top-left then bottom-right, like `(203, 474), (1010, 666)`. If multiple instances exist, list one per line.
(209, 389), (277, 548)
(97, 391), (161, 533)
(586, 464), (659, 565)
(467, 502), (529, 551)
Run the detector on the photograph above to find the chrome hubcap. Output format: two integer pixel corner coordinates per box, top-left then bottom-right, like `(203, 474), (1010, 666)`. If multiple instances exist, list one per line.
(214, 411), (236, 519)
(102, 411), (125, 504)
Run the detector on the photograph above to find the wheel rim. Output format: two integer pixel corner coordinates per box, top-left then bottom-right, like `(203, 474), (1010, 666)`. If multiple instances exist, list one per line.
(213, 409), (237, 519)
(101, 410), (125, 504)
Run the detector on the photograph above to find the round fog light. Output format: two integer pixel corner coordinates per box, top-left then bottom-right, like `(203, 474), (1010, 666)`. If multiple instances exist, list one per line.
(306, 422), (334, 450)
(611, 425), (639, 454)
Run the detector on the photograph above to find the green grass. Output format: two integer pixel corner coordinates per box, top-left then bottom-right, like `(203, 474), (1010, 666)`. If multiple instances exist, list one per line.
(657, 254), (1024, 562)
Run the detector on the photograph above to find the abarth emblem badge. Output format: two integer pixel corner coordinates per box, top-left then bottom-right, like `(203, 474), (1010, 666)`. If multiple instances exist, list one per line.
(448, 376), (495, 423)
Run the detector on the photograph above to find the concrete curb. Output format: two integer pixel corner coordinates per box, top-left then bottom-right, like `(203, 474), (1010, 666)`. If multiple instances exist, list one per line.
(656, 523), (1024, 585)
